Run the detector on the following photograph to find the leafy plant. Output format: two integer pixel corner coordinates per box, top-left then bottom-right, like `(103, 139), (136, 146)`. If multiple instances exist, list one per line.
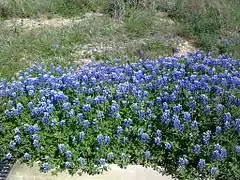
(0, 51), (240, 179)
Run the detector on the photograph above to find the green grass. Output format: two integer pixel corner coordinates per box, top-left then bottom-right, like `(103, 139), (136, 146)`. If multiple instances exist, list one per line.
(156, 0), (240, 58)
(0, 0), (108, 19)
(2, 0), (239, 80)
(0, 20), (90, 78)
(0, 8), (176, 79)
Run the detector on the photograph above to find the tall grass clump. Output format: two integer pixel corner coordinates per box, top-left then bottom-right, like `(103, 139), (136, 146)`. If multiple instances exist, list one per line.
(0, 0), (107, 18)
(156, 0), (240, 58)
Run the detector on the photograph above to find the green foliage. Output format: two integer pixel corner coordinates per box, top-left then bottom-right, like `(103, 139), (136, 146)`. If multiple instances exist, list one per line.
(156, 0), (240, 58)
(124, 8), (155, 38)
(0, 0), (108, 19)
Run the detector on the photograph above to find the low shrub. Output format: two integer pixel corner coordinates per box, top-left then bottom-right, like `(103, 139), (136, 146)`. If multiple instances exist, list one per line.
(0, 51), (240, 179)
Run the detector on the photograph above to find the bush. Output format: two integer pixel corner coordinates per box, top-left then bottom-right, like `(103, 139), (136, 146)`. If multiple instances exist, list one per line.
(0, 52), (240, 179)
(124, 8), (155, 38)
(156, 0), (240, 58)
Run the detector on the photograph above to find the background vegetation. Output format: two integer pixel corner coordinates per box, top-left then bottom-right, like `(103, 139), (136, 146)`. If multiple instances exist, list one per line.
(0, 0), (239, 77)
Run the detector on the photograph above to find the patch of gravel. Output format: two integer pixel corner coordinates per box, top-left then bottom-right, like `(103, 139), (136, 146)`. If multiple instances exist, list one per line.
(174, 40), (197, 56)
(2, 13), (104, 31)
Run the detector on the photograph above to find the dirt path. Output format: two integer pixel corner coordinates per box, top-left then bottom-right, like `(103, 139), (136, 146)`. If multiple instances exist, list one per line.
(2, 13), (104, 31)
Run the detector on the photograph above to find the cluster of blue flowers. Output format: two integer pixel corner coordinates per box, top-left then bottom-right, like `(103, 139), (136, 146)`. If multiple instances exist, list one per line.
(0, 51), (240, 179)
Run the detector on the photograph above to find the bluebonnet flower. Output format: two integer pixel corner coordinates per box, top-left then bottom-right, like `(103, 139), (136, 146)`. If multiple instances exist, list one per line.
(228, 95), (236, 105)
(193, 145), (201, 155)
(140, 133), (149, 144)
(82, 120), (90, 129)
(62, 102), (71, 111)
(154, 137), (161, 145)
(9, 141), (16, 149)
(29, 125), (40, 134)
(92, 119), (99, 126)
(234, 146), (240, 153)
(122, 137), (129, 144)
(215, 126), (222, 135)
(138, 110), (146, 120)
(78, 157), (86, 167)
(28, 90), (35, 96)
(144, 151), (151, 159)
(77, 113), (84, 124)
(65, 162), (72, 169)
(33, 140), (40, 148)
(44, 156), (51, 161)
(120, 154), (127, 160)
(107, 152), (115, 161)
(85, 96), (93, 104)
(147, 101), (154, 107)
(163, 102), (169, 110)
(105, 136), (111, 144)
(41, 163), (51, 173)
(14, 135), (22, 144)
(28, 102), (34, 110)
(137, 128), (144, 136)
(98, 159), (106, 167)
(163, 92), (169, 102)
(94, 96), (106, 105)
(73, 98), (80, 106)
(16, 103), (24, 114)
(97, 111), (105, 119)
(172, 115), (181, 130)
(199, 94), (208, 105)
(60, 120), (66, 127)
(24, 153), (31, 160)
(216, 104), (224, 113)
(210, 167), (218, 176)
(156, 96), (162, 105)
(123, 118), (133, 128)
(224, 112), (232, 121)
(82, 104), (91, 113)
(156, 129), (162, 137)
(224, 120), (230, 131)
(189, 101), (196, 111)
(72, 137), (77, 144)
(204, 105), (211, 115)
(165, 142), (172, 150)
(178, 156), (189, 168)
(79, 131), (86, 141)
(173, 104), (182, 113)
(191, 121), (198, 129)
(97, 134), (110, 146)
(65, 151), (72, 159)
(116, 126), (123, 136)
(58, 144), (66, 153)
(51, 119), (58, 127)
(161, 110), (171, 125)
(202, 131), (211, 145)
(197, 159), (206, 171)
(8, 100), (15, 107)
(6, 153), (12, 160)
(14, 127), (20, 134)
(68, 109), (75, 118)
(109, 101), (120, 116)
(115, 113), (121, 120)
(212, 144), (227, 162)
(183, 112), (191, 122)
